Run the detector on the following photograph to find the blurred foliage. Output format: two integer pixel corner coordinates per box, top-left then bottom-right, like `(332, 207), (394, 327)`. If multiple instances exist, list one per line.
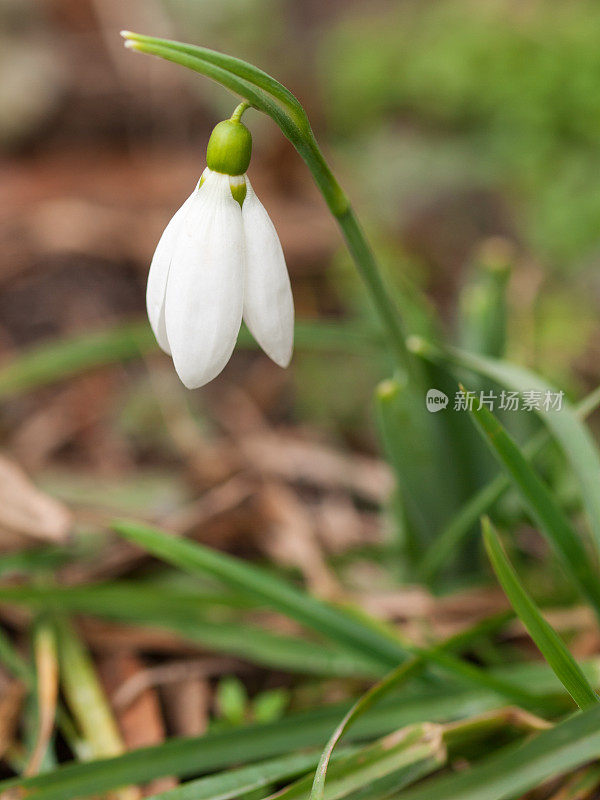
(319, 0), (600, 267)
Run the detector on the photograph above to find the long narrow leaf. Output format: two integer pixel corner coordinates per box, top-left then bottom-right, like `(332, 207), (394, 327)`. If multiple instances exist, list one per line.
(121, 33), (309, 131)
(0, 584), (383, 678)
(148, 750), (324, 800)
(111, 521), (539, 705)
(0, 657), (594, 800)
(123, 37), (294, 142)
(278, 726), (444, 800)
(410, 338), (600, 560)
(418, 384), (600, 581)
(309, 613), (513, 800)
(395, 702), (600, 800)
(464, 394), (600, 615)
(458, 239), (513, 359)
(483, 518), (598, 710)
(112, 520), (409, 669)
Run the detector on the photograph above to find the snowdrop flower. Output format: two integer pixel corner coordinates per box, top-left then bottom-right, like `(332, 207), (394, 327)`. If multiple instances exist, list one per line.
(147, 107), (294, 389)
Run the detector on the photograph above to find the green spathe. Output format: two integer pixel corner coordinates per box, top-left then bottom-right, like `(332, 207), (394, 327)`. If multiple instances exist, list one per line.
(206, 119), (252, 175)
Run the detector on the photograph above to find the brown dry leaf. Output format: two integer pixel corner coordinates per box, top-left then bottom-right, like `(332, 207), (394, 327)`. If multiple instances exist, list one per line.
(162, 475), (257, 535)
(146, 363), (238, 485)
(357, 585), (509, 645)
(9, 375), (124, 472)
(99, 652), (176, 796)
(162, 678), (210, 738)
(259, 482), (342, 599)
(239, 432), (393, 504)
(112, 658), (241, 711)
(213, 386), (392, 504)
(0, 455), (72, 547)
(76, 619), (202, 656)
(24, 625), (59, 778)
(0, 679), (26, 760)
(313, 494), (381, 554)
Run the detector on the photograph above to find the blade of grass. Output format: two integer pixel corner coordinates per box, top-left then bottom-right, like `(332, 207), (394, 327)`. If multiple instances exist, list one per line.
(418, 384), (600, 581)
(275, 725), (444, 800)
(0, 621), (88, 761)
(0, 319), (376, 400)
(309, 612), (514, 800)
(55, 618), (140, 800)
(111, 521), (540, 705)
(375, 377), (460, 561)
(0, 583), (383, 678)
(0, 579), (542, 705)
(151, 751), (328, 800)
(395, 702), (600, 800)
(482, 518), (598, 710)
(112, 519), (409, 670)
(0, 656), (589, 800)
(24, 619), (59, 777)
(0, 624), (32, 683)
(410, 338), (600, 561)
(463, 391), (600, 615)
(147, 750), (330, 800)
(458, 239), (513, 360)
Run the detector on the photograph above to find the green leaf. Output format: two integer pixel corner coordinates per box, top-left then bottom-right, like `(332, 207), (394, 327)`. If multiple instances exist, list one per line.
(411, 338), (600, 562)
(395, 702), (600, 800)
(483, 518), (598, 710)
(278, 725), (444, 800)
(0, 583), (383, 678)
(146, 750), (324, 800)
(216, 677), (248, 726)
(55, 619), (125, 760)
(147, 727), (443, 800)
(0, 624), (32, 683)
(121, 33), (309, 132)
(122, 37), (295, 142)
(375, 377), (460, 560)
(418, 383), (600, 582)
(458, 239), (513, 359)
(0, 657), (592, 800)
(464, 392), (600, 615)
(309, 613), (511, 800)
(112, 520), (409, 670)
(110, 521), (540, 706)
(252, 689), (290, 724)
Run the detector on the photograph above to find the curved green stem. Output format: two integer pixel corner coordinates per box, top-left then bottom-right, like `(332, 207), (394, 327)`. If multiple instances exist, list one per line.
(285, 131), (413, 372)
(121, 31), (412, 374)
(230, 101), (252, 122)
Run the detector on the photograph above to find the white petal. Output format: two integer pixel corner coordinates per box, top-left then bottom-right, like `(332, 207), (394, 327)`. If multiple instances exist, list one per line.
(241, 179), (294, 367)
(146, 190), (195, 354)
(165, 170), (244, 389)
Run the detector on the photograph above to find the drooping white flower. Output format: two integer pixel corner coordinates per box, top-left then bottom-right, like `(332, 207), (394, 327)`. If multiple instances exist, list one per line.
(147, 114), (294, 389)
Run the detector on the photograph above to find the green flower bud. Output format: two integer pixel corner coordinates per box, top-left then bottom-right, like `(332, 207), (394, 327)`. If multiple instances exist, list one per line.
(206, 119), (252, 176)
